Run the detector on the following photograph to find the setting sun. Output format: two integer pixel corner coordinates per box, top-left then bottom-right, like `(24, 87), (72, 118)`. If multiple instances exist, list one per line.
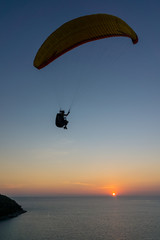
(112, 192), (116, 196)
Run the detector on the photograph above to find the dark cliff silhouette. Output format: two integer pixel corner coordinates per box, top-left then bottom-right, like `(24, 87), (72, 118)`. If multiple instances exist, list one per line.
(0, 194), (26, 220)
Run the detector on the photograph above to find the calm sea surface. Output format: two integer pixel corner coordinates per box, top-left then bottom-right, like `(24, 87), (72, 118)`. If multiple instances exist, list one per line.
(0, 196), (160, 240)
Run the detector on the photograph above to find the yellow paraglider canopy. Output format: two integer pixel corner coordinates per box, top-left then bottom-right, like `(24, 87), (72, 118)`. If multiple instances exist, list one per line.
(34, 13), (138, 69)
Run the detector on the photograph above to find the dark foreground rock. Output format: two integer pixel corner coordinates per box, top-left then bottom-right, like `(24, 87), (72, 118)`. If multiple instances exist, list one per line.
(0, 194), (26, 220)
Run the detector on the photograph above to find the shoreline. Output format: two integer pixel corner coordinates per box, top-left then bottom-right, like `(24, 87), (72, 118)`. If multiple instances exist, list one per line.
(0, 194), (27, 221)
(0, 209), (27, 221)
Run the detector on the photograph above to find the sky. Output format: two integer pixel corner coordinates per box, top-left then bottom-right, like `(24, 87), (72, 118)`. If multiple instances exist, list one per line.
(0, 0), (160, 197)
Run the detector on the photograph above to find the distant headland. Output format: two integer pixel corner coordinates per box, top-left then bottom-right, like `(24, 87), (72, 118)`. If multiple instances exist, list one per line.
(0, 194), (26, 220)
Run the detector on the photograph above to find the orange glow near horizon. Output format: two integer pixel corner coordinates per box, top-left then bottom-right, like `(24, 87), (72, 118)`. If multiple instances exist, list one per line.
(1, 163), (160, 197)
(1, 182), (160, 197)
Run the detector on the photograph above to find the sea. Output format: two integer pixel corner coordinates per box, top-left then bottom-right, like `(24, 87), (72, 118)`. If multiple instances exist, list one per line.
(0, 196), (160, 240)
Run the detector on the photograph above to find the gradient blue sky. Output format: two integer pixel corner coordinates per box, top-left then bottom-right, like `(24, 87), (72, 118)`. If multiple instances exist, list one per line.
(0, 0), (160, 196)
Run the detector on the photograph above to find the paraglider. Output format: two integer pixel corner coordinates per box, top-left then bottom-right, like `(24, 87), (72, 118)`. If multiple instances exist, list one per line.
(55, 110), (70, 129)
(33, 13), (138, 129)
